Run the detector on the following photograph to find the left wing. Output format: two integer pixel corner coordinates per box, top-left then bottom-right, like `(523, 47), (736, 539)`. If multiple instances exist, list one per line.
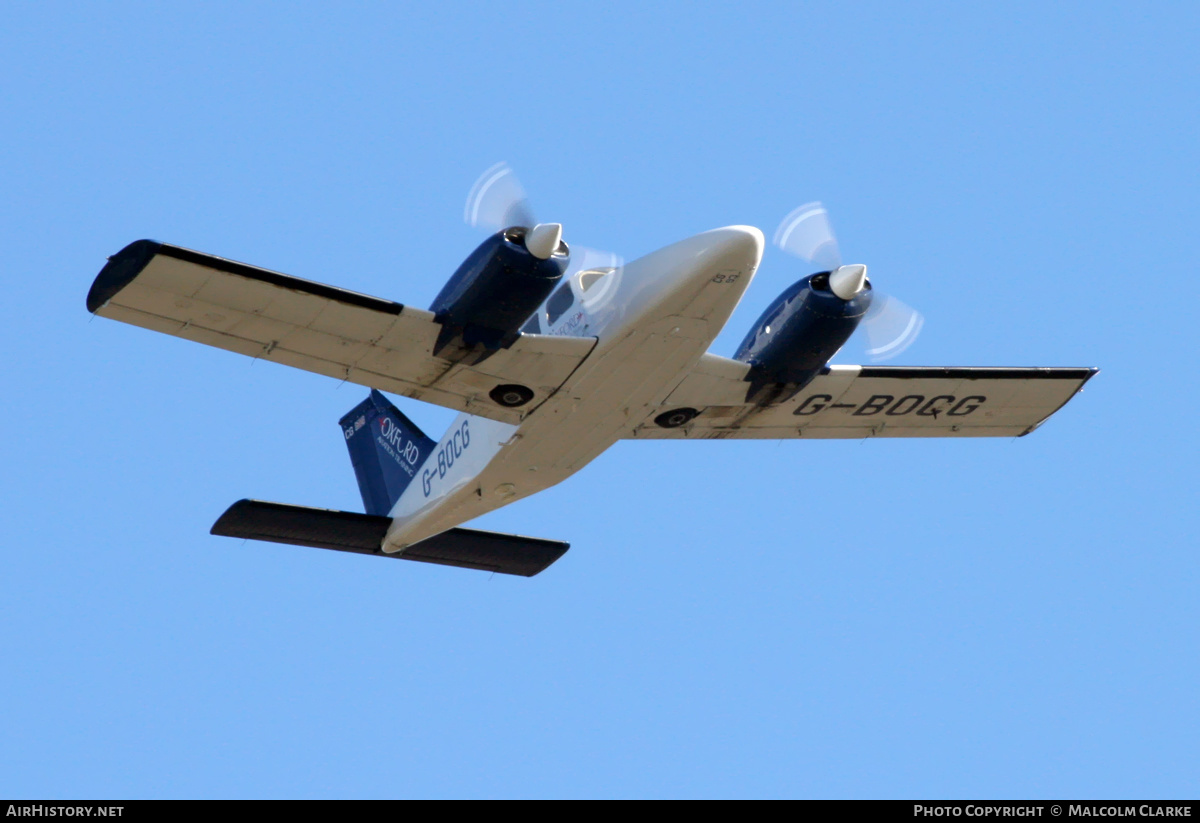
(627, 354), (1096, 439)
(87, 240), (595, 424)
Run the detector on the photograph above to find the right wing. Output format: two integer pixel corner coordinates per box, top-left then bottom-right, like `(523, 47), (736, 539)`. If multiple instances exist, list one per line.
(87, 240), (595, 424)
(627, 354), (1096, 439)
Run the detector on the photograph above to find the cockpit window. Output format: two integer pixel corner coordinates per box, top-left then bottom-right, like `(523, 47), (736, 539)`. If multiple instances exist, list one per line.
(578, 268), (612, 292)
(546, 282), (575, 325)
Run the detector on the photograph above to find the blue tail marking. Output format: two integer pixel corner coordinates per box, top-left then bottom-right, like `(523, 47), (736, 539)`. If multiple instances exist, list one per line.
(339, 389), (437, 516)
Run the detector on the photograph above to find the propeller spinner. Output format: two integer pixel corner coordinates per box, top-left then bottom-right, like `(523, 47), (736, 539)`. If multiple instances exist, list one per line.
(774, 202), (923, 361)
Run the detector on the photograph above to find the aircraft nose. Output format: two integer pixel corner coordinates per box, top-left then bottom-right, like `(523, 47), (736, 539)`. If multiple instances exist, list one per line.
(620, 225), (763, 297)
(668, 225), (763, 319)
(587, 225), (764, 335)
(680, 225), (765, 271)
(648, 224), (763, 308)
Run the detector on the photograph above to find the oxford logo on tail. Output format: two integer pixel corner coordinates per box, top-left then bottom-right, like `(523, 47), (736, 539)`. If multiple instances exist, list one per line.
(339, 390), (437, 516)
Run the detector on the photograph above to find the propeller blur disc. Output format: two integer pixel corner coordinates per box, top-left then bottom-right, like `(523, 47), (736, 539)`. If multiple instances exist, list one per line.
(463, 162), (624, 298)
(773, 202), (842, 271)
(774, 200), (924, 362)
(863, 294), (924, 361)
(570, 245), (625, 308)
(464, 162), (536, 231)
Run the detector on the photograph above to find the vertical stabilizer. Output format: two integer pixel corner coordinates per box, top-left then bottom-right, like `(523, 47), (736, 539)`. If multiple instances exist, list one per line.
(340, 390), (437, 516)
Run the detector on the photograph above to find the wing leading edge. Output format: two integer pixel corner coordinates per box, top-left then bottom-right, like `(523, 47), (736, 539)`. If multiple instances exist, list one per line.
(87, 240), (595, 424)
(627, 354), (1097, 439)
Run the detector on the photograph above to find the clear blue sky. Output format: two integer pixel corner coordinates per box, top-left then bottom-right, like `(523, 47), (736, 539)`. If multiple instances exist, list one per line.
(2, 2), (1195, 799)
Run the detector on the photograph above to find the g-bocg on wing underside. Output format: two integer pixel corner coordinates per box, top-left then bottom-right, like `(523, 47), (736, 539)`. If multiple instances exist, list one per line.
(627, 354), (1097, 439)
(87, 240), (596, 424)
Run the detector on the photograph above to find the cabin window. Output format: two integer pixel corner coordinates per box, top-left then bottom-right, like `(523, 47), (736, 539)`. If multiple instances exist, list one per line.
(546, 282), (575, 325)
(521, 312), (542, 334)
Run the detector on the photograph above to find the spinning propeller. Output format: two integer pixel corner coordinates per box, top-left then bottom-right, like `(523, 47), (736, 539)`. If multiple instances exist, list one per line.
(774, 202), (924, 361)
(464, 162), (622, 275)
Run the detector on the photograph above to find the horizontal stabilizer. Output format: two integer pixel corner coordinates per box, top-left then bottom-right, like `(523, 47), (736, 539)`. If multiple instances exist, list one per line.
(211, 499), (568, 577)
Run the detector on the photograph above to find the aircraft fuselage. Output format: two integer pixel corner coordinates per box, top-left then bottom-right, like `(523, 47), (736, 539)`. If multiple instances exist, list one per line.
(382, 226), (765, 551)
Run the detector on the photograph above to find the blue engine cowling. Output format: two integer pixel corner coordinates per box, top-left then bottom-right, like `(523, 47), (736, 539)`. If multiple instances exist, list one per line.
(429, 228), (569, 354)
(734, 271), (873, 403)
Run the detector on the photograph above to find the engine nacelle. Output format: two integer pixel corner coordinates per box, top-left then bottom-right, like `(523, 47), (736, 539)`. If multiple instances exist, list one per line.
(429, 228), (569, 355)
(734, 271), (872, 403)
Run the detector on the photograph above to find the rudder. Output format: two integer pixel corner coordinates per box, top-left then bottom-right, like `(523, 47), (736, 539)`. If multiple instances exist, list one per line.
(340, 389), (436, 515)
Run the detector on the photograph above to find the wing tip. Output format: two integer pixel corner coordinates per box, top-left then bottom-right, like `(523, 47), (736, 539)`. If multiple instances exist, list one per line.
(86, 238), (162, 313)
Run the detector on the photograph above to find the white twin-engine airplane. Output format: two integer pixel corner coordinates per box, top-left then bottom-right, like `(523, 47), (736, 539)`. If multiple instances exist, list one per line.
(87, 167), (1095, 577)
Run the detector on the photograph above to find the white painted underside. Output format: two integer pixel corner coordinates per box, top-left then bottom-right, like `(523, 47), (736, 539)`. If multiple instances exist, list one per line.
(94, 225), (1091, 558)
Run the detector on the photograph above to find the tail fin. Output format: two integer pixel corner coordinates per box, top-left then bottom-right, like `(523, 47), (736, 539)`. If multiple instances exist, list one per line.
(340, 390), (436, 516)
